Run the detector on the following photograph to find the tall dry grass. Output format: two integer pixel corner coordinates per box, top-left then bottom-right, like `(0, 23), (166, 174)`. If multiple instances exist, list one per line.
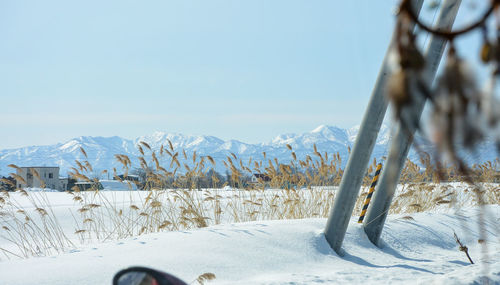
(0, 181), (74, 259)
(0, 142), (498, 260)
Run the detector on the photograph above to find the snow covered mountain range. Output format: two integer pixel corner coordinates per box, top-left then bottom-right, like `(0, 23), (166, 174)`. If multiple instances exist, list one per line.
(0, 125), (496, 176)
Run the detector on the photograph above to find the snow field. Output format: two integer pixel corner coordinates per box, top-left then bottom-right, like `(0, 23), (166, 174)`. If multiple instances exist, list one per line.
(0, 184), (499, 284)
(1, 206), (499, 284)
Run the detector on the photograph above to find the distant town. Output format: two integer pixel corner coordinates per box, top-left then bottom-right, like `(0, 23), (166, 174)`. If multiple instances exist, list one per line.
(1, 166), (139, 192)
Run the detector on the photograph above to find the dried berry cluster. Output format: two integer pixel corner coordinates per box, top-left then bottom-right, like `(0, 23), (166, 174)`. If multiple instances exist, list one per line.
(388, 0), (500, 177)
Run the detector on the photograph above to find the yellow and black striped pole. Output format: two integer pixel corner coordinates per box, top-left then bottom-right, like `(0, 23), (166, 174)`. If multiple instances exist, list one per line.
(358, 163), (382, 223)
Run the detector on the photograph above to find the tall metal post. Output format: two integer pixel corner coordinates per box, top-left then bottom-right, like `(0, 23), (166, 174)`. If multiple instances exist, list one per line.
(363, 0), (462, 246)
(324, 0), (424, 254)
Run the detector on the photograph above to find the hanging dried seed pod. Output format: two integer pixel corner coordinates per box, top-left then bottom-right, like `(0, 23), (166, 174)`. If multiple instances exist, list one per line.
(387, 70), (411, 111)
(481, 74), (500, 158)
(387, 13), (426, 123)
(479, 25), (500, 132)
(480, 25), (493, 64)
(460, 93), (484, 150)
(482, 75), (500, 127)
(480, 41), (493, 63)
(399, 38), (425, 71)
(429, 103), (450, 152)
(432, 46), (484, 154)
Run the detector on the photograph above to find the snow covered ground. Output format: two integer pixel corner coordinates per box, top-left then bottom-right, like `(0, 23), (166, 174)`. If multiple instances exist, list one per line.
(0, 189), (499, 284)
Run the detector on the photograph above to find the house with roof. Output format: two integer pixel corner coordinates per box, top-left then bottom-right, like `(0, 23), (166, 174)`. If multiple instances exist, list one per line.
(15, 166), (67, 191)
(250, 173), (271, 184)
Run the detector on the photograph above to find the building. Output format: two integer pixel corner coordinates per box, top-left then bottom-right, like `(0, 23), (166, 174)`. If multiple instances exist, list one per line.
(250, 173), (271, 184)
(74, 181), (102, 191)
(0, 176), (16, 191)
(72, 180), (137, 191)
(116, 174), (140, 182)
(100, 180), (138, 191)
(16, 167), (66, 191)
(59, 177), (69, 191)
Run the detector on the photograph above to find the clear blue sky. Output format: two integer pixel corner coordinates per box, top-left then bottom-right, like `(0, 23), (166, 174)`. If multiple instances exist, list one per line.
(0, 0), (485, 149)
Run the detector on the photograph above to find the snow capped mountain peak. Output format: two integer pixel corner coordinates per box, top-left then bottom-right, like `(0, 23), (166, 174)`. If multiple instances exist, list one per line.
(307, 125), (348, 144)
(311, 125), (328, 133)
(147, 131), (170, 141)
(311, 125), (345, 135)
(347, 125), (360, 142)
(136, 131), (177, 145)
(270, 125), (349, 148)
(346, 124), (392, 145)
(0, 125), (368, 177)
(60, 139), (81, 152)
(136, 132), (226, 152)
(270, 133), (298, 146)
(1, 124), (495, 176)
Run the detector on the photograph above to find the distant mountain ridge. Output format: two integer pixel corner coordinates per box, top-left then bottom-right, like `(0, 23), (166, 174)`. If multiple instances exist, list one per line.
(0, 125), (496, 176)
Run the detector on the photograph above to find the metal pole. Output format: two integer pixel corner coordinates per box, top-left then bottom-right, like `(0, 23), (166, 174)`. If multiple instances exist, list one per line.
(324, 0), (424, 254)
(363, 0), (462, 246)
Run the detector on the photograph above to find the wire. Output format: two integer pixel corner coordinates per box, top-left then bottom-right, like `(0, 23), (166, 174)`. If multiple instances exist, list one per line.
(422, 0), (441, 48)
(401, 0), (497, 40)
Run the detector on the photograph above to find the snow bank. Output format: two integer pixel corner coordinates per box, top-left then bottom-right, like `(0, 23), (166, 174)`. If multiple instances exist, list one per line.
(1, 205), (498, 285)
(99, 180), (137, 191)
(24, 187), (60, 192)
